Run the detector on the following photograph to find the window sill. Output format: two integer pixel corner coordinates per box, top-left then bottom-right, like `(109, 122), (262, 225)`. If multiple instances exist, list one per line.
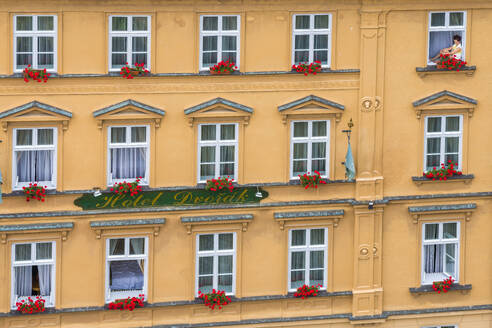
(416, 65), (476, 77)
(412, 174), (474, 185)
(409, 284), (472, 294)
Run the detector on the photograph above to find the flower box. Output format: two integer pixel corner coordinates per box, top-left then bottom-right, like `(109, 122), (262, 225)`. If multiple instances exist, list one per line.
(110, 177), (143, 197)
(120, 62), (149, 79)
(205, 176), (234, 192)
(299, 171), (326, 189)
(198, 289), (231, 310)
(209, 60), (237, 74)
(23, 65), (50, 83)
(423, 161), (462, 181)
(292, 61), (322, 75)
(436, 54), (467, 71)
(108, 295), (145, 311)
(294, 284), (322, 299)
(22, 183), (47, 202)
(432, 277), (454, 294)
(16, 296), (46, 314)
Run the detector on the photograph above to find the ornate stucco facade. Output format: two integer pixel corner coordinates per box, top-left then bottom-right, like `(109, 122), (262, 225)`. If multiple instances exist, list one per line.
(0, 0), (490, 327)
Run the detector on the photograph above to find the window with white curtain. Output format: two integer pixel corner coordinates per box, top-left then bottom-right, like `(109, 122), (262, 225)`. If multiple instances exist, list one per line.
(11, 242), (56, 309)
(292, 14), (331, 68)
(428, 11), (466, 64)
(199, 15), (240, 70)
(196, 233), (236, 296)
(14, 15), (57, 72)
(422, 222), (460, 284)
(106, 237), (148, 302)
(424, 115), (462, 172)
(291, 120), (330, 179)
(109, 16), (151, 71)
(107, 125), (149, 185)
(13, 128), (57, 190)
(198, 123), (238, 183)
(288, 228), (328, 291)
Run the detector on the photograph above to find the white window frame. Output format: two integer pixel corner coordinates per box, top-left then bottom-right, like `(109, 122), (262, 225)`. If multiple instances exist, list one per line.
(12, 127), (57, 190)
(288, 228), (328, 292)
(105, 237), (149, 303)
(427, 11), (466, 65)
(421, 222), (460, 285)
(195, 232), (237, 297)
(11, 241), (56, 309)
(423, 115), (463, 172)
(292, 13), (332, 68)
(107, 125), (150, 186)
(108, 15), (151, 72)
(199, 15), (241, 71)
(290, 120), (330, 179)
(197, 123), (239, 183)
(13, 15), (58, 73)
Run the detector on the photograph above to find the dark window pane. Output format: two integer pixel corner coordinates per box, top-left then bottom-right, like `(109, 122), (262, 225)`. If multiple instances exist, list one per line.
(430, 13), (445, 26)
(131, 127), (147, 143)
(16, 54), (32, 68)
(218, 234), (233, 250)
(203, 16), (218, 30)
(293, 160), (307, 175)
(220, 146), (234, 162)
(202, 52), (217, 67)
(312, 121), (327, 136)
(16, 129), (33, 145)
(426, 155), (440, 169)
(295, 15), (310, 29)
(38, 37), (54, 52)
(218, 255), (233, 274)
(112, 37), (127, 52)
(38, 16), (54, 31)
(129, 238), (145, 255)
(291, 230), (306, 246)
(295, 35), (309, 49)
(424, 224), (439, 240)
(427, 117), (442, 132)
(449, 12), (464, 26)
(222, 36), (236, 51)
(109, 238), (125, 255)
(132, 17), (148, 31)
(218, 275), (232, 292)
(222, 16), (237, 30)
(290, 270), (305, 289)
(200, 164), (215, 180)
(15, 244), (31, 261)
(201, 125), (216, 141)
(445, 137), (459, 153)
(427, 138), (441, 153)
(220, 125), (235, 140)
(293, 143), (307, 159)
(132, 53), (147, 65)
(314, 15), (329, 29)
(293, 122), (308, 137)
(198, 276), (213, 294)
(310, 229), (325, 245)
(199, 256), (213, 274)
(312, 160), (326, 175)
(221, 52), (236, 64)
(291, 252), (305, 269)
(200, 147), (215, 162)
(445, 116), (460, 131)
(111, 127), (126, 143)
(16, 16), (33, 31)
(219, 163), (234, 176)
(132, 37), (147, 52)
(294, 51), (309, 63)
(38, 54), (54, 68)
(309, 269), (323, 286)
(17, 37), (32, 52)
(199, 234), (214, 251)
(314, 51), (328, 65)
(314, 35), (328, 49)
(37, 129), (54, 145)
(312, 142), (326, 158)
(111, 54), (127, 68)
(203, 36), (217, 51)
(112, 17), (127, 31)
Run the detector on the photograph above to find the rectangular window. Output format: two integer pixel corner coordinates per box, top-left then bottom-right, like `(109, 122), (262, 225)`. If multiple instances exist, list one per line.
(109, 16), (151, 71)
(106, 237), (148, 302)
(291, 120), (330, 178)
(199, 15), (240, 70)
(424, 115), (462, 171)
(13, 128), (57, 190)
(11, 241), (56, 309)
(422, 222), (460, 284)
(14, 15), (57, 72)
(288, 228), (328, 291)
(198, 123), (238, 182)
(107, 125), (149, 185)
(196, 233), (236, 296)
(292, 14), (331, 67)
(428, 11), (466, 64)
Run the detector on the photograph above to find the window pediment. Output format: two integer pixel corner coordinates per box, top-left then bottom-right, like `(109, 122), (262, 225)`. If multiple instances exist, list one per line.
(93, 99), (165, 128)
(408, 203), (476, 223)
(180, 214), (253, 234)
(278, 95), (345, 124)
(0, 101), (72, 131)
(89, 218), (165, 239)
(412, 90), (477, 119)
(184, 97), (253, 126)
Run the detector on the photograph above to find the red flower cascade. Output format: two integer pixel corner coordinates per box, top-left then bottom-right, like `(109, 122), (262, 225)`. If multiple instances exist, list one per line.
(294, 284), (322, 299)
(210, 60), (237, 74)
(423, 161), (462, 181)
(299, 171), (327, 189)
(16, 296), (46, 314)
(110, 177), (143, 197)
(292, 61), (322, 76)
(23, 183), (47, 202)
(198, 289), (231, 310)
(437, 54), (467, 71)
(205, 176), (234, 192)
(23, 65), (50, 83)
(432, 277), (454, 293)
(108, 295), (145, 311)
(120, 62), (149, 79)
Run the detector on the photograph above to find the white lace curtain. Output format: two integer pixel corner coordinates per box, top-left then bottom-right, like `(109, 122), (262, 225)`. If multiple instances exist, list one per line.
(16, 150), (53, 182)
(15, 243), (52, 297)
(111, 148), (146, 180)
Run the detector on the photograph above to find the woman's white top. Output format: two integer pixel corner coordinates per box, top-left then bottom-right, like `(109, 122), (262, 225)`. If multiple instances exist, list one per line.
(451, 43), (462, 60)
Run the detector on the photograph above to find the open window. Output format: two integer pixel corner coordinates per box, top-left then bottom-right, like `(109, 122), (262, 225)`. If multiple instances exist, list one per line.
(428, 11), (466, 65)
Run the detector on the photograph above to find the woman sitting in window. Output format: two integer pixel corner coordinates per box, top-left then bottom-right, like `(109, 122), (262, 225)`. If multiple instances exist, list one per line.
(430, 35), (462, 63)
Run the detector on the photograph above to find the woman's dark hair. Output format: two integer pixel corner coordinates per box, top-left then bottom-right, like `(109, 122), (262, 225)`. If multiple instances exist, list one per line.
(453, 35), (462, 42)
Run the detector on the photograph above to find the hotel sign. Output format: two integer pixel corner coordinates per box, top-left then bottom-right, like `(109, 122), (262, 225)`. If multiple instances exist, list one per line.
(74, 187), (268, 210)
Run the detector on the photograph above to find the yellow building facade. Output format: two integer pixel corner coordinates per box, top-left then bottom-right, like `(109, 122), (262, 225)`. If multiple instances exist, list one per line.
(0, 0), (490, 327)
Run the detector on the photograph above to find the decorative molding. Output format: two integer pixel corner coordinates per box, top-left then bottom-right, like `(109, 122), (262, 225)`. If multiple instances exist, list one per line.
(0, 222), (74, 243)
(0, 101), (72, 131)
(360, 96), (382, 113)
(89, 218), (165, 239)
(92, 99), (165, 129)
(184, 97), (253, 126)
(412, 90), (477, 119)
(408, 203), (476, 224)
(273, 209), (344, 230)
(180, 214), (253, 234)
(278, 95), (345, 124)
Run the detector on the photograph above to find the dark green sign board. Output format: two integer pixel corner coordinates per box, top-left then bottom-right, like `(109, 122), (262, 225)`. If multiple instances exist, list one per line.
(74, 187), (268, 210)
